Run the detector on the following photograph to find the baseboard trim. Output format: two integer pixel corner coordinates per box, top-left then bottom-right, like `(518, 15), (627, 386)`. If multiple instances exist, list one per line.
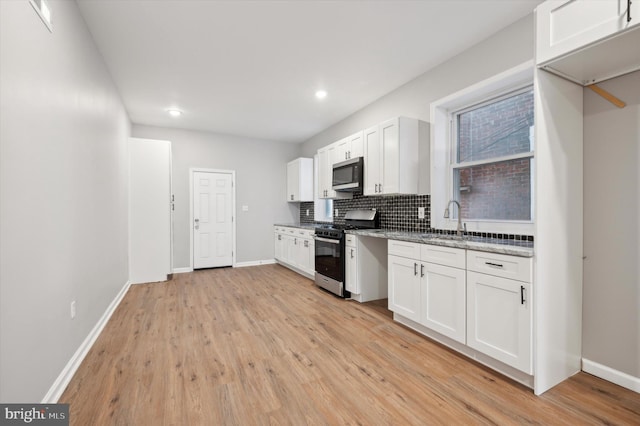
(41, 279), (132, 403)
(234, 259), (277, 268)
(582, 358), (640, 393)
(172, 267), (193, 274)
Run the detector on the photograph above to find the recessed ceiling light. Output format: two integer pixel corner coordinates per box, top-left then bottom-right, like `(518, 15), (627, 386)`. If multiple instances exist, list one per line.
(315, 90), (327, 99)
(167, 109), (182, 117)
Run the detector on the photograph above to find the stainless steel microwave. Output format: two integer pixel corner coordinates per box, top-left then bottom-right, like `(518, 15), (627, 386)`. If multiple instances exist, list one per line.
(332, 157), (363, 192)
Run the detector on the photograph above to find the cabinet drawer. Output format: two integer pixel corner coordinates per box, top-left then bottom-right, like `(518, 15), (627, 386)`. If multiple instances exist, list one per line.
(345, 234), (357, 247)
(296, 229), (313, 238)
(421, 244), (465, 269)
(388, 240), (421, 259)
(467, 250), (532, 283)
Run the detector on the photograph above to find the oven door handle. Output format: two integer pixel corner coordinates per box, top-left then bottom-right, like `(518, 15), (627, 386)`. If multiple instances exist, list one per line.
(314, 236), (341, 244)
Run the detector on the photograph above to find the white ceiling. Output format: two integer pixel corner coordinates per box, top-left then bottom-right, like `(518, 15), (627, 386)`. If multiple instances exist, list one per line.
(77, 0), (544, 143)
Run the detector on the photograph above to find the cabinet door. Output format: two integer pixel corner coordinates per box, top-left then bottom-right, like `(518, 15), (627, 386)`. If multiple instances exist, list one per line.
(284, 235), (297, 266)
(335, 137), (350, 162)
(296, 238), (313, 275)
(347, 130), (364, 158)
(286, 160), (299, 202)
(388, 255), (421, 322)
(274, 232), (283, 261)
(379, 117), (400, 194)
(421, 263), (466, 344)
(317, 147), (331, 199)
(345, 245), (358, 294)
(306, 239), (315, 275)
(536, 0), (637, 65)
(363, 125), (381, 195)
(467, 271), (532, 374)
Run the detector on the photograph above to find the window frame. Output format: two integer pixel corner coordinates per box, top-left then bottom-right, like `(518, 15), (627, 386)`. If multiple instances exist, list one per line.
(430, 61), (535, 235)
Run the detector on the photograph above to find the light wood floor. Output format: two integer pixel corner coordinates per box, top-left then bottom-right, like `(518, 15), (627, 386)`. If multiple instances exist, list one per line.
(61, 264), (640, 425)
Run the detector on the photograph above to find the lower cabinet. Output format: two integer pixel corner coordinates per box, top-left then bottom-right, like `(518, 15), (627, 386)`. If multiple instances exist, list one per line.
(388, 240), (533, 375)
(466, 271), (532, 374)
(388, 254), (421, 322)
(345, 243), (358, 294)
(346, 234), (388, 302)
(388, 240), (466, 343)
(421, 262), (466, 344)
(274, 226), (315, 278)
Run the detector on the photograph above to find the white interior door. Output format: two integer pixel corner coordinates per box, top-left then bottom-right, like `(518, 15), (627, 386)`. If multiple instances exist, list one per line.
(129, 138), (172, 284)
(193, 171), (233, 269)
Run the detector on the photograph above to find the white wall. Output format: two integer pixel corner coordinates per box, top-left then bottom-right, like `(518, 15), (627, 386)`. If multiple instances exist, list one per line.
(583, 70), (640, 379)
(300, 15), (534, 156)
(131, 125), (300, 268)
(0, 0), (130, 402)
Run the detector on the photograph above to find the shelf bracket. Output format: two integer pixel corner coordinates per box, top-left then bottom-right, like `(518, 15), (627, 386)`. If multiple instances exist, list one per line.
(587, 84), (626, 108)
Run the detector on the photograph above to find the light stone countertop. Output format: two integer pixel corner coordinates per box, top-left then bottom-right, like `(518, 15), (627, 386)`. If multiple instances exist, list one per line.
(273, 224), (534, 257)
(274, 223), (317, 230)
(345, 229), (534, 258)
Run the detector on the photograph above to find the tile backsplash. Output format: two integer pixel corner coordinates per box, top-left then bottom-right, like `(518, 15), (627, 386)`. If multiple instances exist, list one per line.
(299, 194), (533, 242)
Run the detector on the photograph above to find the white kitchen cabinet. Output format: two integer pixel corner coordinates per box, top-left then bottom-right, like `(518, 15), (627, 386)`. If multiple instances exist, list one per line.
(274, 226), (315, 278)
(388, 254), (421, 322)
(346, 234), (388, 302)
(389, 238), (466, 339)
(467, 270), (532, 374)
(336, 131), (364, 162)
(345, 238), (358, 294)
(274, 228), (285, 261)
(317, 143), (352, 200)
(536, 0), (640, 85)
(466, 249), (533, 374)
(420, 260), (466, 344)
(286, 157), (313, 202)
(364, 117), (419, 196)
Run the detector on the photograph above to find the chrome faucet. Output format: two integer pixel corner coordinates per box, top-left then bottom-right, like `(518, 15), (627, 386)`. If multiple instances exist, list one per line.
(444, 200), (466, 236)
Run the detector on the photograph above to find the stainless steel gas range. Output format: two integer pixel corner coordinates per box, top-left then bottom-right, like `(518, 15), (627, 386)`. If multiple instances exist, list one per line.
(313, 209), (379, 297)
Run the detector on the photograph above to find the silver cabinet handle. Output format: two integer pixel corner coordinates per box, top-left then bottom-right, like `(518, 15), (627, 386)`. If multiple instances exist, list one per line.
(290, 194), (294, 200)
(414, 262), (418, 276)
(421, 264), (424, 277)
(304, 240), (309, 248)
(194, 218), (199, 230)
(351, 248), (354, 259)
(379, 183), (382, 193)
(374, 184), (378, 193)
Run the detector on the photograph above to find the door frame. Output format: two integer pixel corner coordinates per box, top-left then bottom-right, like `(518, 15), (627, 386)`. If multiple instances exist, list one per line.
(189, 168), (237, 270)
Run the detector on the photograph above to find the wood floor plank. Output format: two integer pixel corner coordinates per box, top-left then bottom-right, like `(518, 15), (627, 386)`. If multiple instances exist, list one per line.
(60, 264), (640, 425)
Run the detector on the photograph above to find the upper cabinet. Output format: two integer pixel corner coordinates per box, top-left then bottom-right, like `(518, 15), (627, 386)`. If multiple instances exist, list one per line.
(286, 158), (313, 202)
(364, 117), (419, 196)
(317, 144), (351, 200)
(536, 0), (640, 85)
(335, 131), (364, 162)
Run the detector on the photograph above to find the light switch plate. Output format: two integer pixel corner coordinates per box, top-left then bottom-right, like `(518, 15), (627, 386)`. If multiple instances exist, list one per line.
(418, 207), (425, 219)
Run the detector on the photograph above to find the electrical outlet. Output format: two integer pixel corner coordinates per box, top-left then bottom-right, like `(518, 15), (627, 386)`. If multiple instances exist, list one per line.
(418, 207), (425, 219)
(334, 209), (339, 217)
(306, 209), (309, 216)
(70, 301), (76, 319)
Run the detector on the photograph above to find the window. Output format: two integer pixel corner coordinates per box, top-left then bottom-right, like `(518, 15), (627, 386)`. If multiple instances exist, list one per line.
(452, 87), (534, 221)
(431, 61), (534, 235)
